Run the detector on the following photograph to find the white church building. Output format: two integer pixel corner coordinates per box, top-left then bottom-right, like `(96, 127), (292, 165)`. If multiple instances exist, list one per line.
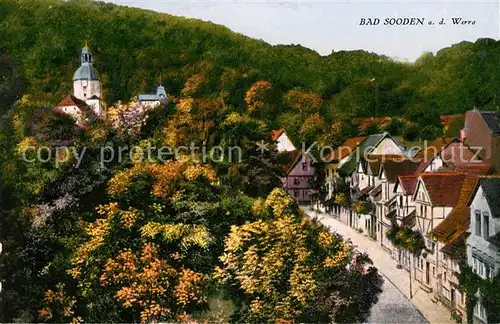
(55, 42), (168, 125)
(55, 42), (105, 123)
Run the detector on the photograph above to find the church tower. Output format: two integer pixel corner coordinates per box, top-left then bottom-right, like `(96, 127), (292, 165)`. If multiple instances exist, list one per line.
(73, 42), (103, 116)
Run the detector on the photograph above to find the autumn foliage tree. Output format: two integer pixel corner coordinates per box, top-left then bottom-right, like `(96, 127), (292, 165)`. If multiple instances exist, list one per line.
(284, 89), (323, 114)
(215, 188), (382, 322)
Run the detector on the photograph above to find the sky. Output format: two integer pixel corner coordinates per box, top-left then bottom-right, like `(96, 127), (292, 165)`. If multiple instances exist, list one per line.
(108, 0), (500, 61)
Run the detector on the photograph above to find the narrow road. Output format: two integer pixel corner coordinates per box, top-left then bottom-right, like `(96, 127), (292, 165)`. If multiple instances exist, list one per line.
(304, 208), (454, 324)
(366, 273), (427, 323)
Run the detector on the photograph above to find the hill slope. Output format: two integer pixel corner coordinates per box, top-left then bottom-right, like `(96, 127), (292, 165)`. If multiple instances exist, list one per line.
(0, 0), (499, 131)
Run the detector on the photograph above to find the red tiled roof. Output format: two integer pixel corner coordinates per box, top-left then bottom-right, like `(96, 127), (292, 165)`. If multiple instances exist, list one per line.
(432, 173), (484, 243)
(398, 175), (418, 195)
(440, 142), (480, 166)
(414, 138), (456, 173)
(419, 173), (466, 207)
(57, 94), (87, 108)
(325, 136), (366, 161)
(454, 163), (492, 174)
(270, 129), (284, 141)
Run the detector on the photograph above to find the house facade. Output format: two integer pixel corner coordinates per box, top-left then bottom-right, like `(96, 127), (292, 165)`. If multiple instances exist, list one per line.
(281, 151), (316, 203)
(466, 177), (500, 323)
(412, 173), (464, 294)
(461, 110), (500, 173)
(271, 129), (297, 153)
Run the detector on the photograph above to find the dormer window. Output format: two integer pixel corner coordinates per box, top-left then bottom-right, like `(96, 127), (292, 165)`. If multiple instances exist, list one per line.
(302, 162), (307, 170)
(475, 210), (481, 236)
(483, 212), (490, 238)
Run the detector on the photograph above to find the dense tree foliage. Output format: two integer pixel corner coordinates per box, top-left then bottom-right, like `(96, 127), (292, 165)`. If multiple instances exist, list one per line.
(0, 0), (499, 321)
(1, 0), (500, 143)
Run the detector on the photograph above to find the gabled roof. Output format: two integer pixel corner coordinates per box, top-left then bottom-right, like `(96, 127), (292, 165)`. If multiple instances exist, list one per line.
(397, 175), (418, 195)
(466, 176), (500, 218)
(278, 150), (314, 175)
(359, 133), (387, 153)
(339, 133), (406, 175)
(325, 136), (366, 162)
(416, 173), (466, 207)
(478, 110), (500, 135)
(440, 142), (481, 167)
(414, 137), (457, 173)
(57, 94), (87, 108)
(277, 149), (301, 174)
(271, 129), (285, 141)
(380, 160), (420, 183)
(454, 163), (492, 175)
(432, 175), (480, 242)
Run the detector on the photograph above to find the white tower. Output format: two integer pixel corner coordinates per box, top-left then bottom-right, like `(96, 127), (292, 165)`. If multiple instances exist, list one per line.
(73, 42), (103, 116)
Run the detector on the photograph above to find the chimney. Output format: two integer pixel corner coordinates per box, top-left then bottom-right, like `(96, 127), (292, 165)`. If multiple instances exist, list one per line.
(460, 128), (467, 143)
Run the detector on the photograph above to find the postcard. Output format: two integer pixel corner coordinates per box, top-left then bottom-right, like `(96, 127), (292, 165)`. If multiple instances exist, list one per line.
(0, 0), (499, 323)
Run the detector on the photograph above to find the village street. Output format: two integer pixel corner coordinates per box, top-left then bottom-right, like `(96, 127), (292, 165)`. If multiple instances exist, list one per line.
(303, 208), (455, 324)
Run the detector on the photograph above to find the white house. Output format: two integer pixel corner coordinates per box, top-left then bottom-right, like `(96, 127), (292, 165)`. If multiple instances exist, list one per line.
(466, 176), (500, 323)
(393, 175), (418, 269)
(378, 159), (420, 254)
(137, 85), (168, 109)
(412, 173), (465, 294)
(271, 129), (296, 152)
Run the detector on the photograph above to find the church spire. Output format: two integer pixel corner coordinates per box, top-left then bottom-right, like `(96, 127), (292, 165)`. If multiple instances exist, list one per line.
(81, 41), (92, 64)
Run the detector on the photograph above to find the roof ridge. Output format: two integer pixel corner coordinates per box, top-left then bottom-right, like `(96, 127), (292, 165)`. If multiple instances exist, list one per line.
(420, 172), (466, 176)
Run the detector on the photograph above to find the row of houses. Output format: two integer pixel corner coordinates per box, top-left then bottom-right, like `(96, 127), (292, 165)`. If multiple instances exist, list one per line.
(273, 109), (500, 323)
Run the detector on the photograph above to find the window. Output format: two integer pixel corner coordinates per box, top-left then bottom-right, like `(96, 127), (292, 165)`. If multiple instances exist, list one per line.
(302, 162), (307, 171)
(433, 266), (435, 276)
(444, 271), (447, 282)
(294, 190), (300, 198)
(475, 210), (482, 236)
(294, 178), (300, 185)
(473, 257), (478, 273)
(478, 261), (485, 278)
(475, 300), (487, 320)
(399, 196), (403, 207)
(483, 212), (489, 238)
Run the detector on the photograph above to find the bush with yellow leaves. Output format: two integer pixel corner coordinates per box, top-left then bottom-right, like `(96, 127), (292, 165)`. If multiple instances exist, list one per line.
(214, 189), (352, 322)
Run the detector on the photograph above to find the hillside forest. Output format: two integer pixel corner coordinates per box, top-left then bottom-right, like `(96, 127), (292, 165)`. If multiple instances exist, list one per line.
(0, 0), (500, 322)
